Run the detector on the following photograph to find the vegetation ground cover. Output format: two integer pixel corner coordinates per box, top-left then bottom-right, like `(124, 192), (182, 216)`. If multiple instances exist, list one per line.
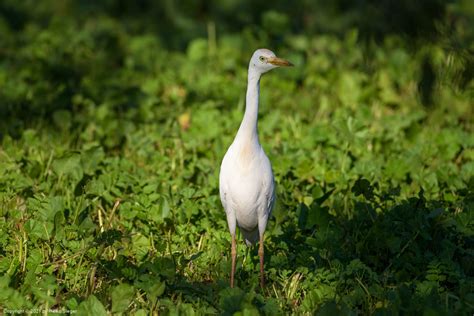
(0, 1), (473, 314)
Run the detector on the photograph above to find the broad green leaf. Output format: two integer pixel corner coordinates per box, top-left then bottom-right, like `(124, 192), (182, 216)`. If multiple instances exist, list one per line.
(77, 295), (107, 316)
(111, 283), (135, 313)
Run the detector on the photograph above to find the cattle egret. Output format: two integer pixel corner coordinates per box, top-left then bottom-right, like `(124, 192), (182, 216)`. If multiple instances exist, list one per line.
(219, 48), (293, 288)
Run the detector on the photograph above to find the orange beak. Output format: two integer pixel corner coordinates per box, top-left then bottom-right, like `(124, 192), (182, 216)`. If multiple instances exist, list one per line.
(267, 56), (293, 67)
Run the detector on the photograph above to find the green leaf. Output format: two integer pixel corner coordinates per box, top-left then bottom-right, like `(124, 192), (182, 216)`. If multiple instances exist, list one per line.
(52, 152), (83, 181)
(135, 275), (165, 298)
(77, 295), (107, 316)
(52, 110), (72, 131)
(187, 38), (207, 62)
(0, 275), (31, 309)
(81, 146), (105, 175)
(111, 283), (135, 313)
(337, 72), (362, 107)
(131, 234), (149, 261)
(307, 205), (331, 229)
(160, 196), (171, 220)
(53, 209), (65, 240)
(262, 11), (289, 35)
(25, 219), (52, 241)
(352, 179), (374, 200)
(297, 203), (309, 230)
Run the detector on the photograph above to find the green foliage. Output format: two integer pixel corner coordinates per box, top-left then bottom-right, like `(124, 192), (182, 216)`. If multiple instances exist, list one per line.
(0, 1), (473, 315)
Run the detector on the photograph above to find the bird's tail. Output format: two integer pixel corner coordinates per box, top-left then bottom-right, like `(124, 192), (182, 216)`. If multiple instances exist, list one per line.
(240, 227), (259, 246)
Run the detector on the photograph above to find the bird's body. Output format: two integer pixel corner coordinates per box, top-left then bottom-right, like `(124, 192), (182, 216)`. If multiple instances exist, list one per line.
(219, 135), (274, 245)
(219, 48), (292, 288)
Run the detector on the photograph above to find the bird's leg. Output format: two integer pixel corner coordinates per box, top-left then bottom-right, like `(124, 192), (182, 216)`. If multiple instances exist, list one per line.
(231, 234), (236, 288)
(258, 234), (265, 289)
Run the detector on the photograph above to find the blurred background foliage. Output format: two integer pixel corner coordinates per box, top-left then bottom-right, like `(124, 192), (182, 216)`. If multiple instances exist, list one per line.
(0, 0), (473, 133)
(0, 0), (473, 314)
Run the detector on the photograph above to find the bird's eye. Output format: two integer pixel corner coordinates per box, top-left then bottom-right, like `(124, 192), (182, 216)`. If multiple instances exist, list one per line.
(259, 56), (265, 62)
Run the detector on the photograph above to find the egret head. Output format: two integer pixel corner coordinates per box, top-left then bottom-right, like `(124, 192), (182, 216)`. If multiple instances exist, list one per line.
(249, 48), (293, 75)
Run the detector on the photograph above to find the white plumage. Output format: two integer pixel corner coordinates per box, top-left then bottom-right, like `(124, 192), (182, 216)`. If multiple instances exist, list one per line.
(219, 48), (292, 288)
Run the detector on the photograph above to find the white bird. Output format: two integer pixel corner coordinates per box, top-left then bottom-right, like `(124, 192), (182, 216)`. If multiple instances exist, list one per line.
(219, 48), (293, 288)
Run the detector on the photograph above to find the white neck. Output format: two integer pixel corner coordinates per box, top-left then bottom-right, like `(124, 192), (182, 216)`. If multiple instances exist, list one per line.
(236, 68), (261, 142)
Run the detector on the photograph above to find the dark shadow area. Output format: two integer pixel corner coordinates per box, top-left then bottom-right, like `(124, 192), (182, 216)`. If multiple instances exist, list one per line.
(0, 0), (457, 46)
(267, 177), (474, 313)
